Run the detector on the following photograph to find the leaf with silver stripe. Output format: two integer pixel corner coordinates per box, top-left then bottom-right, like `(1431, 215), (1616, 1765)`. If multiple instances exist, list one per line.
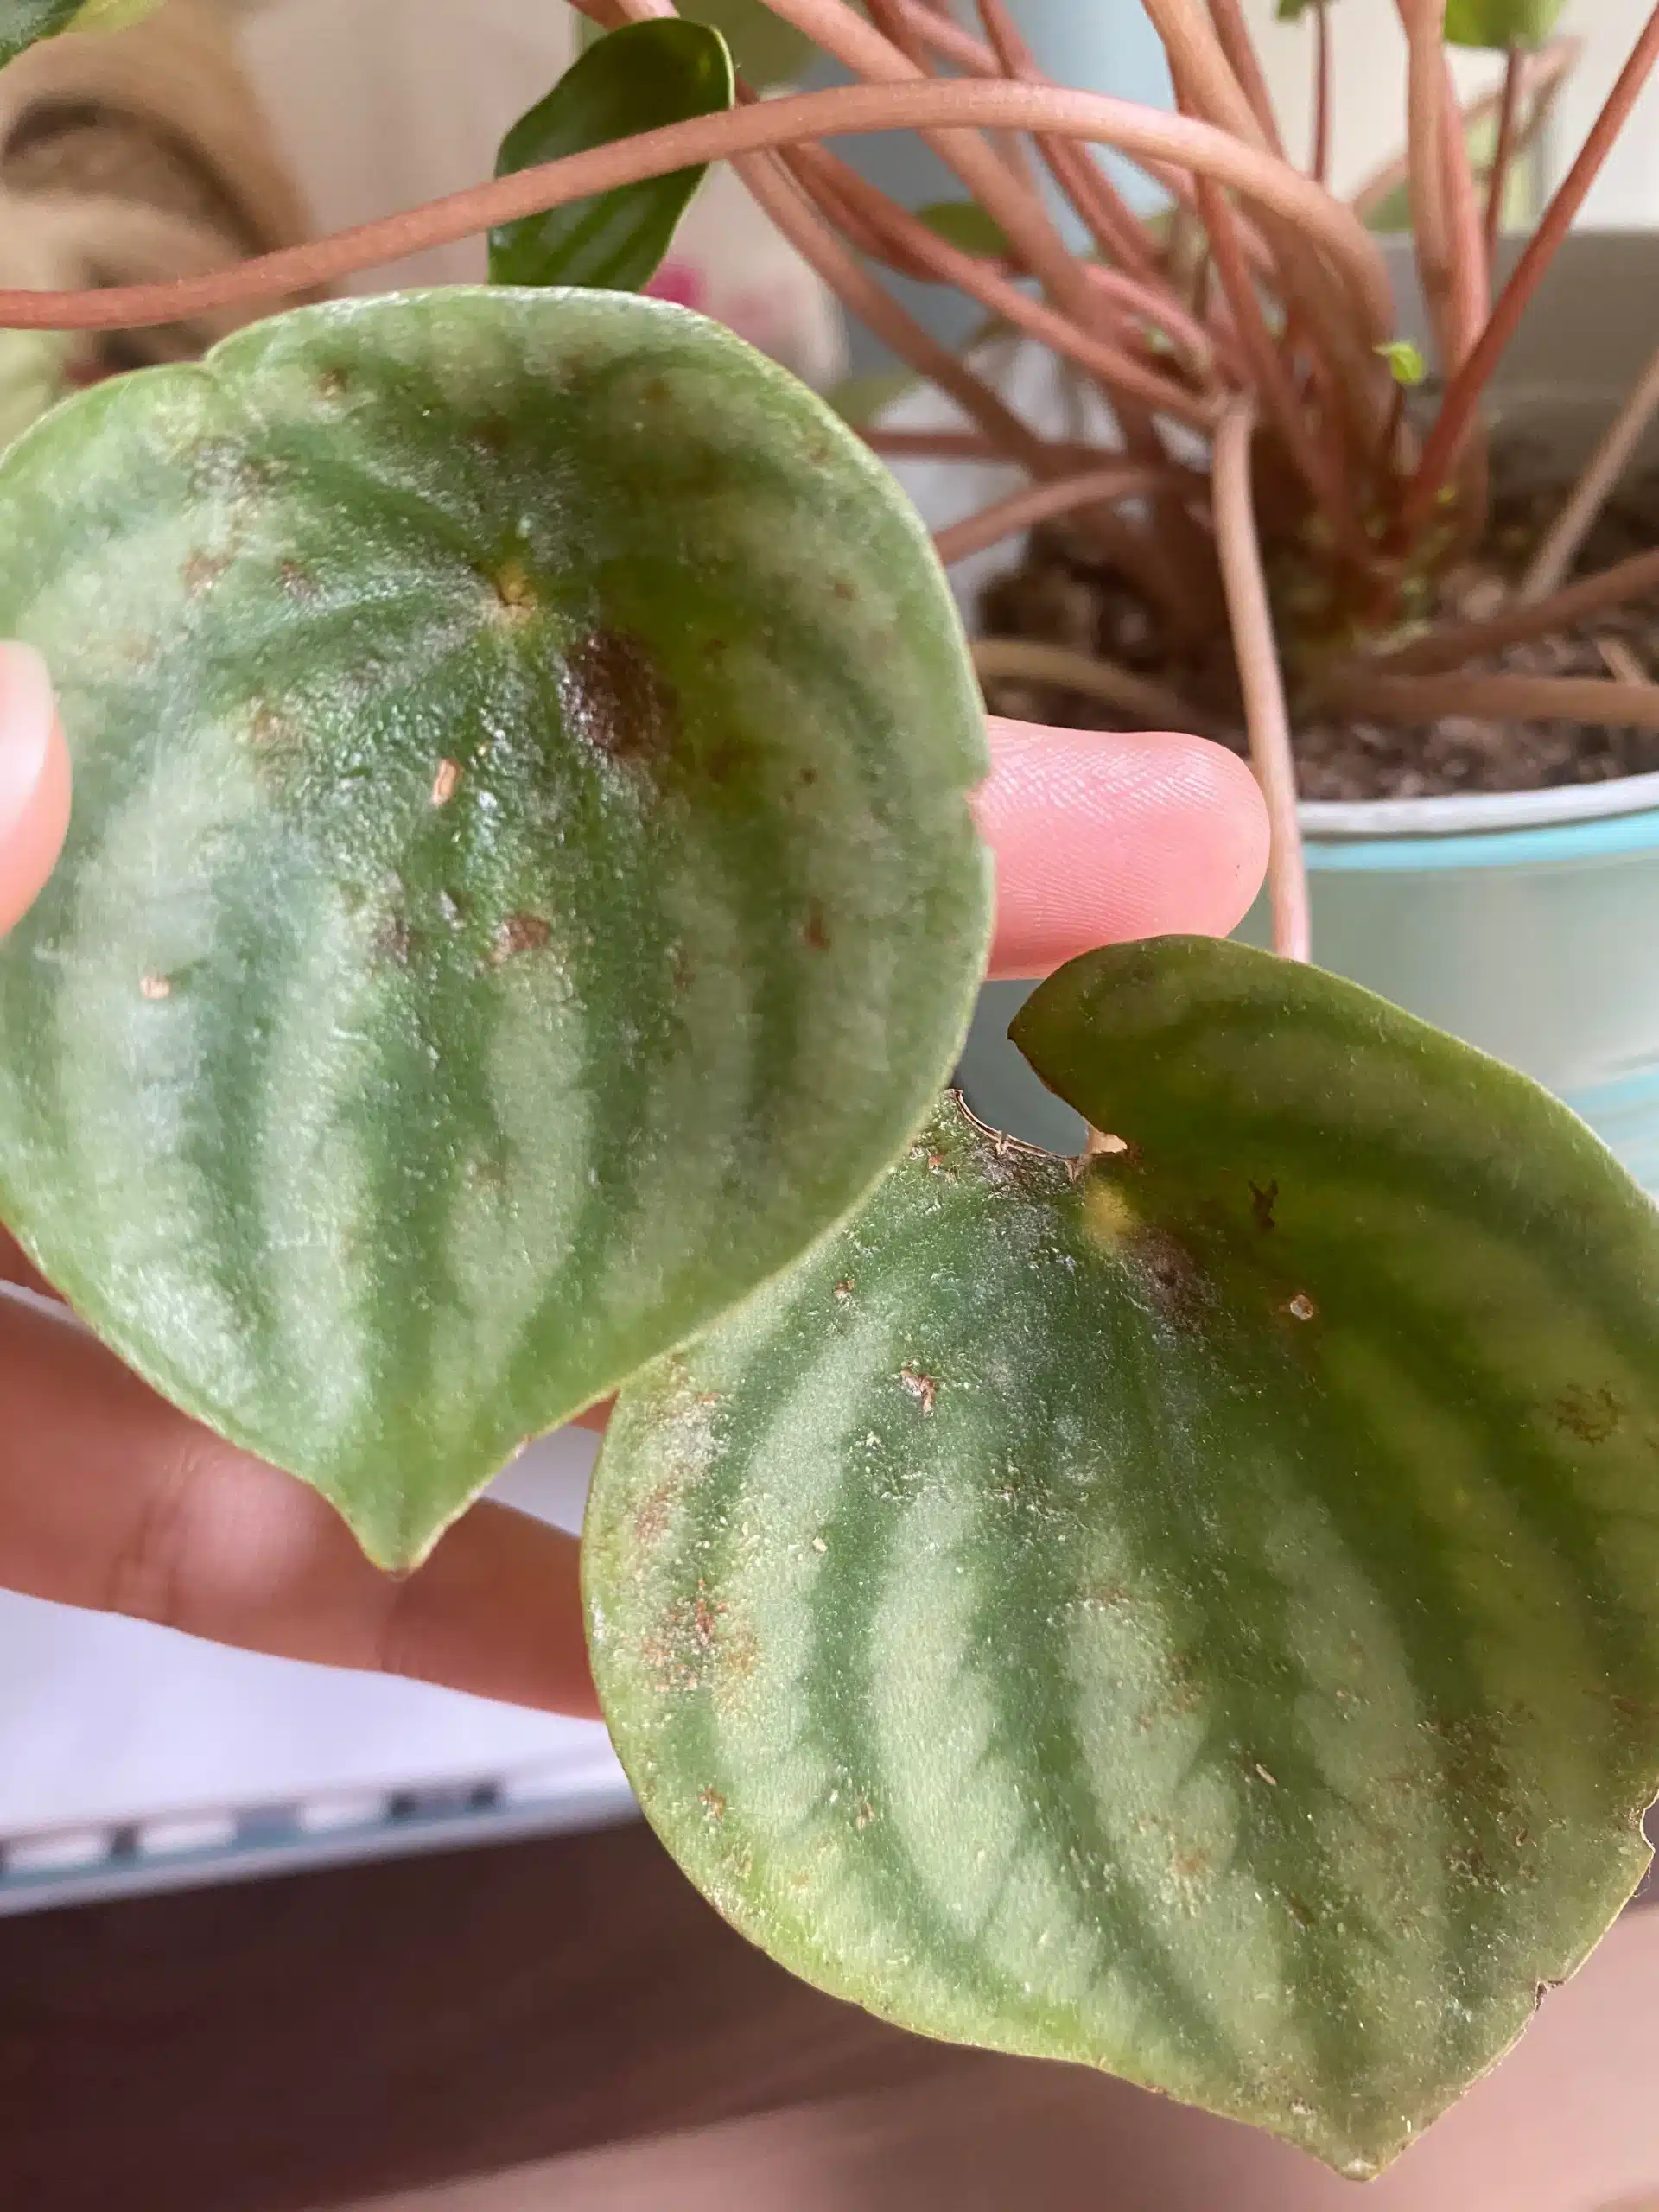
(0, 289), (990, 1565)
(587, 938), (1659, 2177)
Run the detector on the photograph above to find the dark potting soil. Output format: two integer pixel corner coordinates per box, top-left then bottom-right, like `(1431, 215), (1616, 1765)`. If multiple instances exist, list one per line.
(977, 462), (1659, 803)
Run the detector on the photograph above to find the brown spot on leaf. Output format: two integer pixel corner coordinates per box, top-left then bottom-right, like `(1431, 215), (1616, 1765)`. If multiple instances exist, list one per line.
(1554, 1384), (1623, 1444)
(372, 915), (414, 968)
(799, 765), (818, 787)
(250, 704), (296, 753)
(1285, 1293), (1318, 1323)
(854, 1798), (876, 1832)
(803, 905), (830, 952)
(1125, 1226), (1210, 1327)
(280, 561), (317, 601)
(633, 1483), (676, 1547)
(831, 576), (857, 602)
(1285, 1891), (1315, 1929)
(183, 550), (230, 598)
(431, 759), (462, 806)
(699, 1787), (727, 1822)
(316, 367), (350, 401)
(899, 1366), (938, 1416)
(641, 1580), (754, 1700)
(139, 974), (172, 1001)
(490, 912), (550, 965)
(561, 629), (679, 764)
(1249, 1179), (1279, 1233)
(834, 1279), (855, 1303)
(693, 1584), (723, 1653)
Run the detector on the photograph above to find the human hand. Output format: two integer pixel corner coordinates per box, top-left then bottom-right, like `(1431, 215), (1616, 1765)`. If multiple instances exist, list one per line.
(0, 641), (1266, 1716)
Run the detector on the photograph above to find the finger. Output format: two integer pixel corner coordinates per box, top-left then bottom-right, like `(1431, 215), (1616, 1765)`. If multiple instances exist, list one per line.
(0, 1292), (600, 1718)
(0, 642), (71, 938)
(976, 718), (1268, 982)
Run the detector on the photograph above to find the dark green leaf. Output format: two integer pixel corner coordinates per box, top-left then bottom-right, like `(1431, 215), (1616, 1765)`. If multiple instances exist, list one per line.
(490, 20), (734, 294)
(914, 201), (1014, 261)
(588, 937), (1659, 2177)
(0, 289), (990, 1567)
(600, 0), (817, 89)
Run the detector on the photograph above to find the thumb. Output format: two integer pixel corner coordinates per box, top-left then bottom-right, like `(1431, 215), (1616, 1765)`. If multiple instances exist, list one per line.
(0, 643), (70, 938)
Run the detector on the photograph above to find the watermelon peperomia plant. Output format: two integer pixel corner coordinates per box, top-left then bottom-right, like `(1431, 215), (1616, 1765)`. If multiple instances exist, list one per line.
(1, 7), (1659, 2183)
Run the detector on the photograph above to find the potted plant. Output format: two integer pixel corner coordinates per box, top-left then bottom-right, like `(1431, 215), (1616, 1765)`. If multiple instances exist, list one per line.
(3, 0), (1659, 2187)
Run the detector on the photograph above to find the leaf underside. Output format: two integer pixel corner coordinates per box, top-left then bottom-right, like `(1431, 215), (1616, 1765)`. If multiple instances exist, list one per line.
(587, 937), (1659, 2177)
(0, 288), (990, 1567)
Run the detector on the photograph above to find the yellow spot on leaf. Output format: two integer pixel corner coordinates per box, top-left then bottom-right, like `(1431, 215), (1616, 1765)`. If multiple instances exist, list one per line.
(493, 559), (537, 620)
(1082, 1178), (1141, 1247)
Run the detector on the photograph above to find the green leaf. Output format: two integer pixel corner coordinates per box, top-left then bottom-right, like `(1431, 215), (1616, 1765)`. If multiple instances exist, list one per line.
(0, 288), (990, 1568)
(2, 0), (160, 68)
(604, 0), (817, 89)
(824, 369), (918, 429)
(490, 21), (734, 293)
(1445, 0), (1565, 49)
(587, 937), (1659, 2177)
(1376, 338), (1427, 386)
(914, 201), (1014, 261)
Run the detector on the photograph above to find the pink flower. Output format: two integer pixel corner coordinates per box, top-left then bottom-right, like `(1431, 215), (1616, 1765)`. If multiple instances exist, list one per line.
(644, 261), (707, 311)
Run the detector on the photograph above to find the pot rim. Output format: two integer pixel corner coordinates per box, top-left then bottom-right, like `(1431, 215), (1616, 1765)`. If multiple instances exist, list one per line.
(1300, 769), (1659, 842)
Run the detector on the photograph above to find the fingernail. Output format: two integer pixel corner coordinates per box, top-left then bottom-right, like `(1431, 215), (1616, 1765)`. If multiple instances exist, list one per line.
(0, 642), (71, 938)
